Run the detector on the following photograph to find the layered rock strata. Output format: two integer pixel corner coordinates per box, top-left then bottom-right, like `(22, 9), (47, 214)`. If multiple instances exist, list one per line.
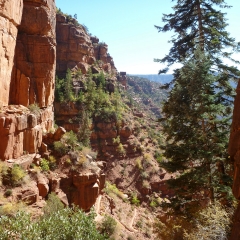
(56, 13), (116, 77)
(0, 105), (53, 160)
(0, 0), (56, 160)
(0, 0), (23, 107)
(10, 0), (56, 108)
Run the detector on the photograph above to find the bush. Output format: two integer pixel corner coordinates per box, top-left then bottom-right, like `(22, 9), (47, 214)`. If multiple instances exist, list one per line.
(43, 193), (64, 217)
(104, 181), (126, 200)
(11, 164), (26, 185)
(117, 143), (126, 156)
(154, 202), (235, 240)
(0, 202), (26, 217)
(54, 141), (68, 155)
(99, 215), (117, 237)
(40, 159), (50, 172)
(48, 156), (57, 170)
(135, 158), (143, 170)
(63, 131), (78, 150)
(28, 104), (41, 116)
(0, 207), (107, 239)
(183, 202), (234, 240)
(4, 189), (12, 197)
(131, 193), (140, 206)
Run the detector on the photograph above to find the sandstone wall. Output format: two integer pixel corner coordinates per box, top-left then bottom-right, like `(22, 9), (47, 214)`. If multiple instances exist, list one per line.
(0, 0), (23, 107)
(0, 0), (56, 160)
(56, 14), (116, 77)
(0, 105), (53, 160)
(9, 0), (56, 108)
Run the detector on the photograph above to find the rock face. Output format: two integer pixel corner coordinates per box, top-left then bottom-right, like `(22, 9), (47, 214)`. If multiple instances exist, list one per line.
(0, 105), (53, 160)
(0, 0), (23, 107)
(10, 0), (56, 108)
(229, 81), (240, 239)
(58, 170), (105, 211)
(56, 14), (116, 78)
(0, 0), (56, 160)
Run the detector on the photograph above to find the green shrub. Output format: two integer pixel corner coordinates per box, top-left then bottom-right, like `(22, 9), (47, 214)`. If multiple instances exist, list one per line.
(99, 215), (117, 237)
(28, 104), (41, 116)
(104, 181), (126, 200)
(183, 202), (234, 240)
(131, 194), (140, 206)
(43, 193), (64, 216)
(63, 131), (78, 150)
(4, 189), (12, 197)
(40, 158), (50, 172)
(0, 207), (107, 239)
(117, 143), (126, 156)
(0, 202), (26, 217)
(54, 141), (67, 155)
(135, 158), (143, 170)
(150, 200), (158, 208)
(48, 156), (57, 170)
(113, 136), (120, 144)
(11, 164), (26, 185)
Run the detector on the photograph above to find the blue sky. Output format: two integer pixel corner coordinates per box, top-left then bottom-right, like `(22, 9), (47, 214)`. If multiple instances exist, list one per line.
(55, 0), (240, 74)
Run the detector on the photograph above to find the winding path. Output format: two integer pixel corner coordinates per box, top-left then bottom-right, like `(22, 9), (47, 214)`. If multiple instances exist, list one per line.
(94, 194), (138, 232)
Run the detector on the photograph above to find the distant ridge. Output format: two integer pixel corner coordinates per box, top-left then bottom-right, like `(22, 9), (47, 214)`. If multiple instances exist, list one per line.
(130, 74), (173, 84)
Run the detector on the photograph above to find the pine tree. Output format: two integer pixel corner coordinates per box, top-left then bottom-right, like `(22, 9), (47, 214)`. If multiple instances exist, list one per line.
(155, 0), (240, 81)
(157, 1), (240, 210)
(160, 49), (233, 211)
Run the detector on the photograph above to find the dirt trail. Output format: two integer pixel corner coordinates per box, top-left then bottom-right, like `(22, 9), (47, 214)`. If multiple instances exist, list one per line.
(95, 194), (137, 232)
(95, 194), (102, 214)
(129, 208), (137, 230)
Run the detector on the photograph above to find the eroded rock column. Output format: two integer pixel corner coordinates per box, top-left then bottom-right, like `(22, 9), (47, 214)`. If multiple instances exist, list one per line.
(0, 0), (23, 107)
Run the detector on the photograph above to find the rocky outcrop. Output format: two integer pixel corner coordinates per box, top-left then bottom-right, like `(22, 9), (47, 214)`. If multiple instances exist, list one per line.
(0, 105), (53, 160)
(56, 14), (116, 78)
(10, 0), (56, 108)
(229, 81), (240, 239)
(0, 0), (56, 160)
(91, 38), (116, 74)
(59, 170), (105, 211)
(0, 0), (23, 107)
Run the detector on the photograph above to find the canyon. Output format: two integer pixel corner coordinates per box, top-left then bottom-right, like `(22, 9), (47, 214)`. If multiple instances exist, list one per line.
(0, 0), (118, 211)
(1, 0), (239, 239)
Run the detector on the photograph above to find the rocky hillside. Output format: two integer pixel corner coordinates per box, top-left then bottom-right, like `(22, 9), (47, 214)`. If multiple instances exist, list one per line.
(1, 1), (238, 239)
(127, 75), (168, 118)
(0, 1), (170, 239)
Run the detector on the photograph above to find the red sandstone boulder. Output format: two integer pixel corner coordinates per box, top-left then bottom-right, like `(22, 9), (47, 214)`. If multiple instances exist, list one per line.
(37, 173), (49, 198)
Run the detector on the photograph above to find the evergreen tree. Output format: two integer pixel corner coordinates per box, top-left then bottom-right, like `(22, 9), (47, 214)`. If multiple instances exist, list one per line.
(155, 0), (240, 82)
(160, 49), (233, 212)
(156, 1), (240, 210)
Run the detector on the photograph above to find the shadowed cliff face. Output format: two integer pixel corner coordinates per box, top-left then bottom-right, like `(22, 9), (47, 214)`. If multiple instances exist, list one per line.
(229, 81), (240, 239)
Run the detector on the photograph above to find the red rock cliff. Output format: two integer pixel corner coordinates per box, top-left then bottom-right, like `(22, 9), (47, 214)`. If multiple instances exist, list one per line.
(10, 0), (56, 108)
(229, 81), (240, 239)
(56, 13), (116, 77)
(0, 0), (55, 160)
(0, 0), (23, 107)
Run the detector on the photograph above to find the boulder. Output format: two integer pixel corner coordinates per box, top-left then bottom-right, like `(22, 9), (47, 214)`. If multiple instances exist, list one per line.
(37, 173), (49, 198)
